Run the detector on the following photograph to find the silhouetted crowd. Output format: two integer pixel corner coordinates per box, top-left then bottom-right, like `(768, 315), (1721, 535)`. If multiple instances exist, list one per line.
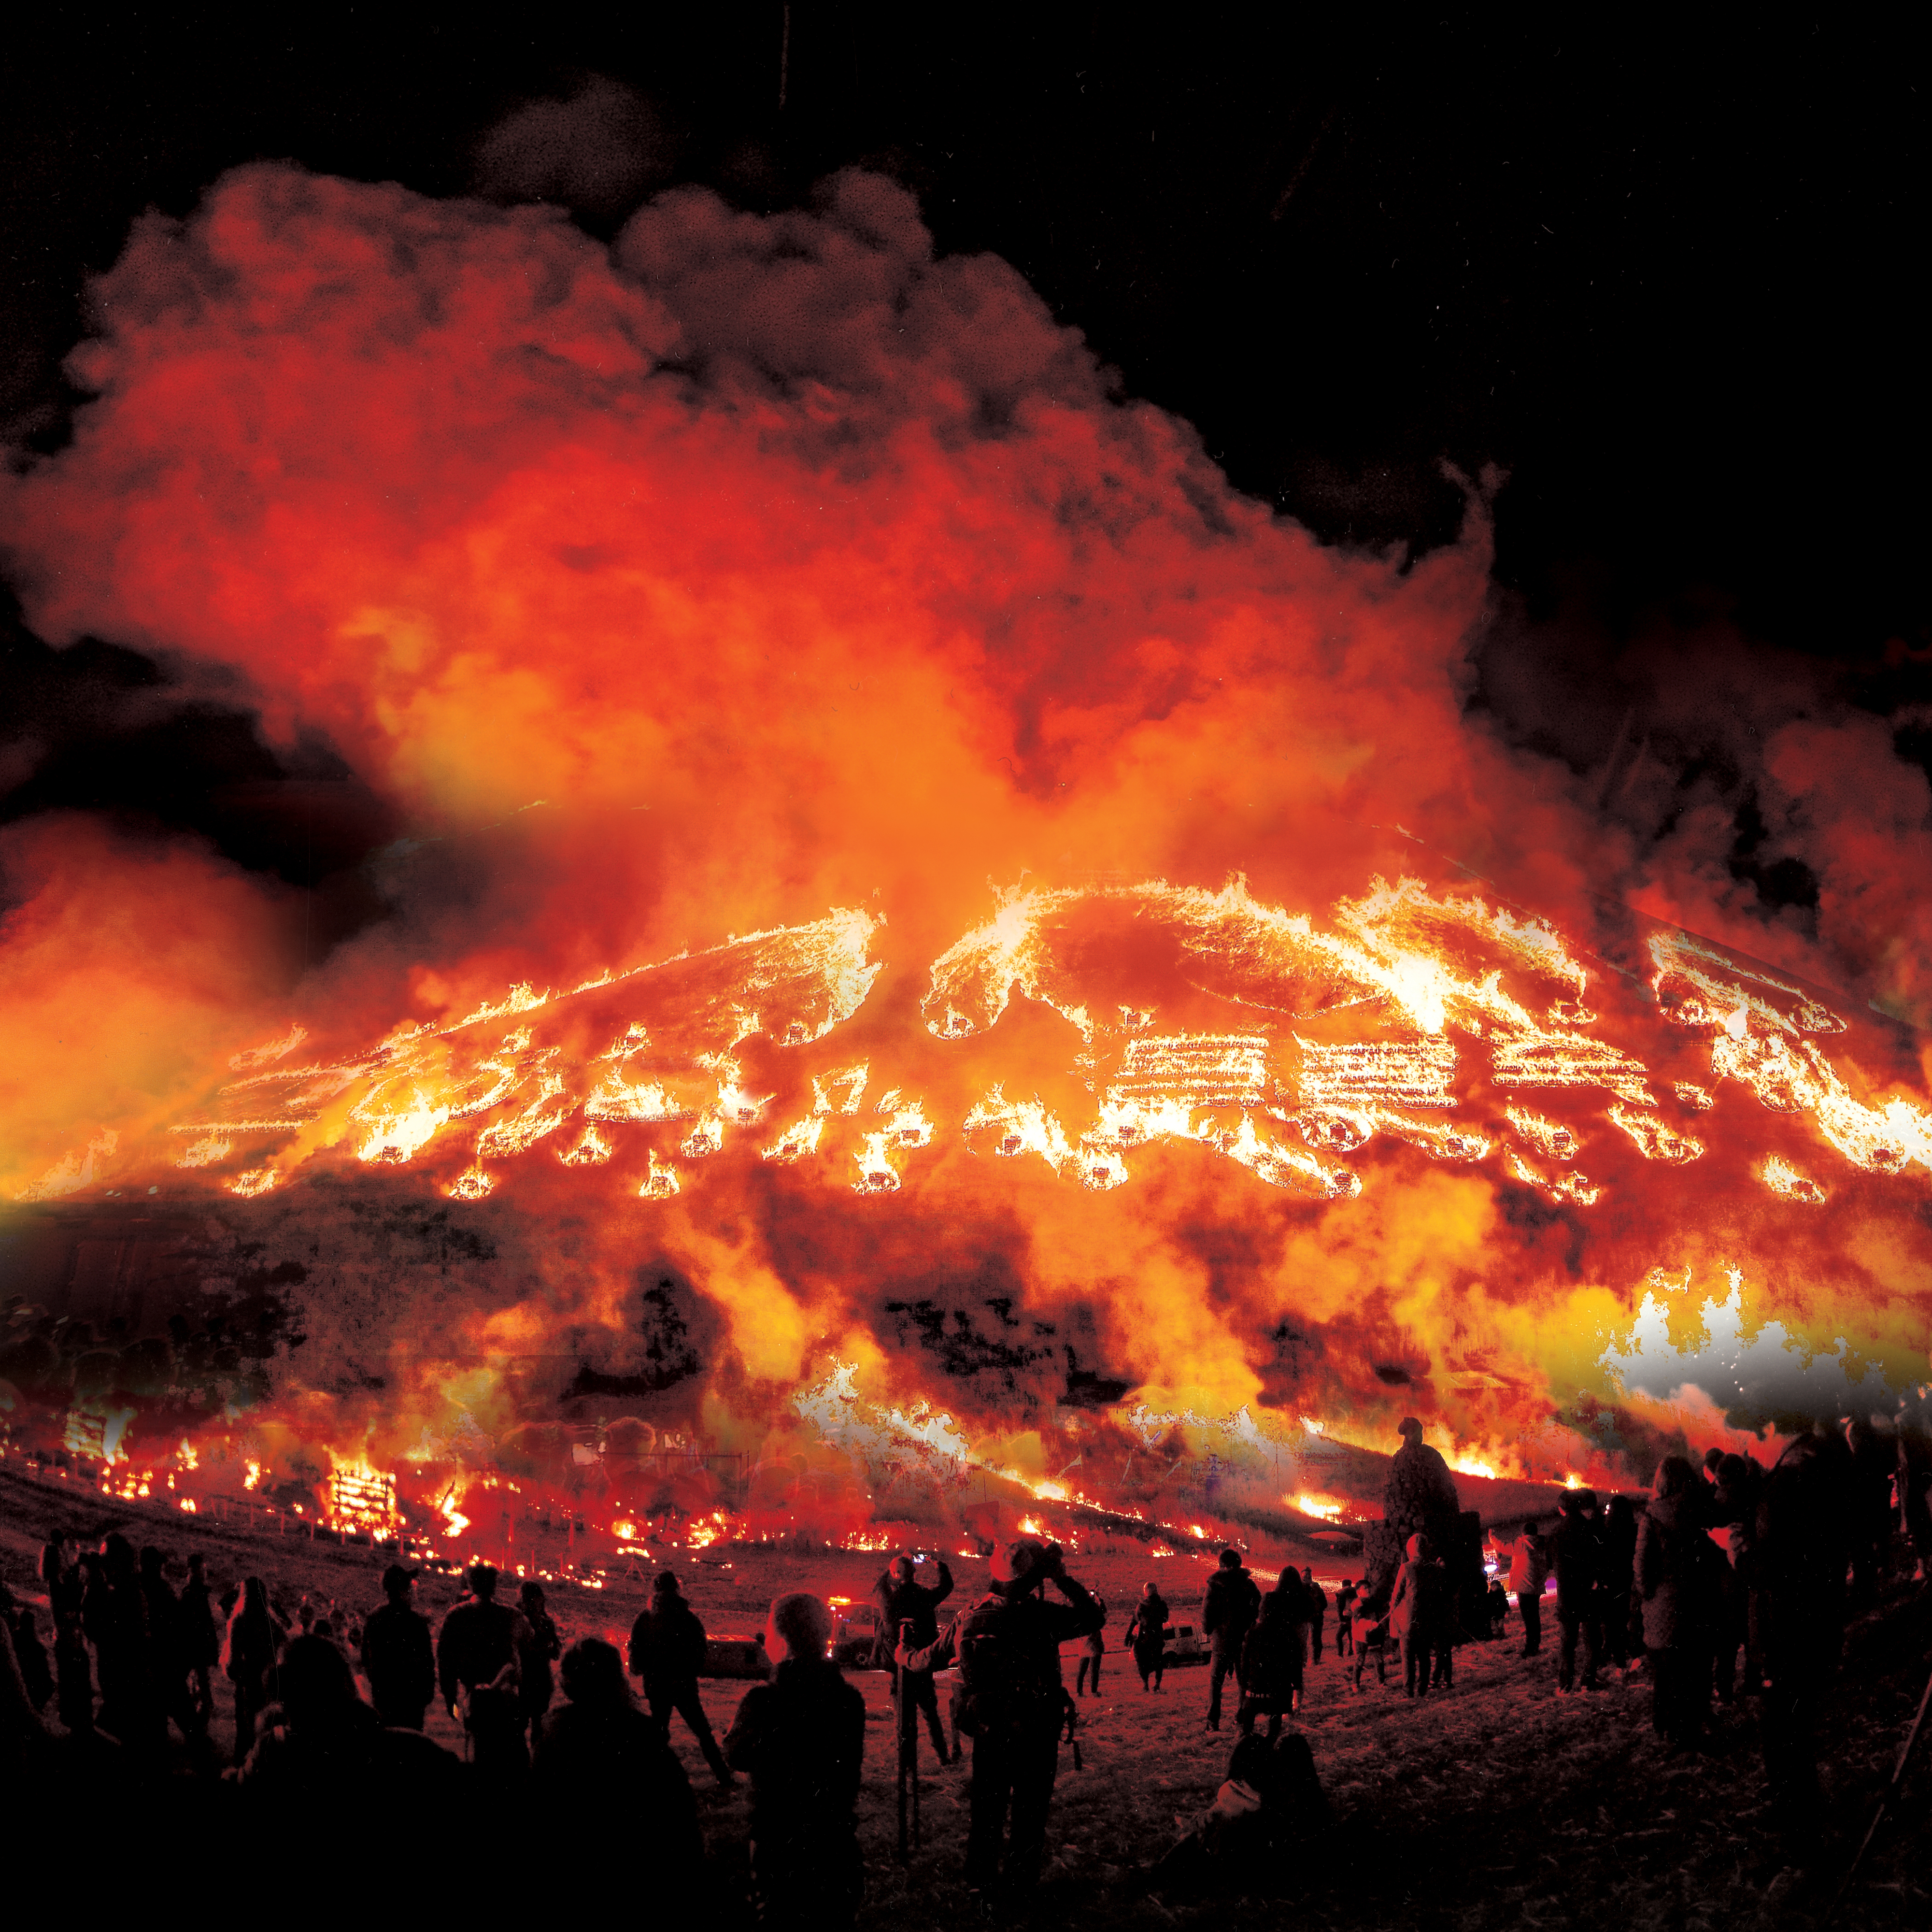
(3, 1410), (1927, 1911)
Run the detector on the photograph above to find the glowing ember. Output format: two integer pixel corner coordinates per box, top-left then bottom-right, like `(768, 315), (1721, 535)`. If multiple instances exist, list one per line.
(0, 158), (1928, 1558)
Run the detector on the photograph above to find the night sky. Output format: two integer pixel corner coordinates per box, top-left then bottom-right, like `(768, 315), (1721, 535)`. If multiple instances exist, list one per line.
(2, 10), (1923, 946)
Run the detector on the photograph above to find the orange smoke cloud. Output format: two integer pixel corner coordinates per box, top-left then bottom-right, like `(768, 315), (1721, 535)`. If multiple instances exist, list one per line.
(2, 163), (1927, 1519)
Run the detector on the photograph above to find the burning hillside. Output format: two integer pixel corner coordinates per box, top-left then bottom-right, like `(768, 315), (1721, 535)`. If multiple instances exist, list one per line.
(1, 163), (1929, 1547)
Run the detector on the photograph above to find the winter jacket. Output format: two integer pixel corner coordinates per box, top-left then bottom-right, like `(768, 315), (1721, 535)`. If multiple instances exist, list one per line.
(874, 1561), (955, 1651)
(534, 1698), (702, 1854)
(723, 1656), (867, 1844)
(1239, 1586), (1307, 1711)
(1389, 1557), (1445, 1645)
(1125, 1593), (1170, 1661)
(360, 1601), (436, 1720)
(1634, 1492), (1715, 1649)
(1202, 1567), (1263, 1655)
(626, 1599), (710, 1696)
(1546, 1515), (1602, 1616)
(906, 1575), (1101, 1740)
(1507, 1532), (1549, 1598)
(436, 1597), (526, 1705)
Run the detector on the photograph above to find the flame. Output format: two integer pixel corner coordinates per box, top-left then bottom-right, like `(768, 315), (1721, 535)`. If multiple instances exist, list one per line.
(1, 158), (1929, 1553)
(1291, 1492), (1346, 1521)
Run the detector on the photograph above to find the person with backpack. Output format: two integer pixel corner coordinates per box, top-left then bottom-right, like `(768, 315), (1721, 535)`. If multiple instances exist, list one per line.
(1201, 1548), (1263, 1732)
(897, 1535), (1102, 1908)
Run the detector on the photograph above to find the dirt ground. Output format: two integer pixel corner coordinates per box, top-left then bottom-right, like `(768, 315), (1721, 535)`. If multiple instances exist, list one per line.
(4, 1460), (1927, 1930)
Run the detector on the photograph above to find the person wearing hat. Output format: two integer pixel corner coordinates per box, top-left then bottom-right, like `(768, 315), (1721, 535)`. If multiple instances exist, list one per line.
(361, 1563), (435, 1731)
(627, 1569), (735, 1786)
(896, 1534), (1102, 1906)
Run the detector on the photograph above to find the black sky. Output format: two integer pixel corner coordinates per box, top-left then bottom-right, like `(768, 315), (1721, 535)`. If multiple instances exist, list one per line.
(1, 8), (1923, 938)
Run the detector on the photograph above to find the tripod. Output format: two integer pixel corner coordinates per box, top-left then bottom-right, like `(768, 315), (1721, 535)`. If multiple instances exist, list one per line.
(893, 1644), (923, 1863)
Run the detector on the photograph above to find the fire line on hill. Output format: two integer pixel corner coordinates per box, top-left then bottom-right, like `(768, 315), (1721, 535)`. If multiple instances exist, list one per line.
(1, 163), (1929, 1555)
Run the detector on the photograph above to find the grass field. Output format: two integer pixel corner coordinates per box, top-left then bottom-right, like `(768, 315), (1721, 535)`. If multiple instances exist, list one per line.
(4, 1459), (1927, 1930)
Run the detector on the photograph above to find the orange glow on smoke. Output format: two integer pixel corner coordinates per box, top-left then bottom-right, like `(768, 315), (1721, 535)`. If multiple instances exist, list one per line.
(0, 163), (1928, 1539)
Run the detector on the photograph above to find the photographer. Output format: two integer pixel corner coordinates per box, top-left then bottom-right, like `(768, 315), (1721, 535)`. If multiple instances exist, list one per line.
(897, 1536), (1101, 1909)
(874, 1550), (955, 1761)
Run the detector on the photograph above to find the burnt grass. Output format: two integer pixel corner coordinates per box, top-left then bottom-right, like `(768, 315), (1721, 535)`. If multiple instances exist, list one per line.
(3, 1462), (1928, 1930)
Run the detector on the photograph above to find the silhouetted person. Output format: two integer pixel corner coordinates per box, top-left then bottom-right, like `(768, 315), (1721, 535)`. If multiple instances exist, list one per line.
(1351, 1583), (1392, 1690)
(627, 1570), (733, 1786)
(1148, 1728), (1338, 1900)
(1148, 1733), (1274, 1898)
(1201, 1548), (1262, 1731)
(40, 1538), (93, 1732)
(900, 1536), (1102, 1907)
(138, 1545), (197, 1740)
(1898, 1410), (1932, 1581)
(1485, 1578), (1508, 1638)
(360, 1564), (435, 1730)
(1335, 1577), (1358, 1655)
(1548, 1488), (1603, 1693)
(1756, 1421), (1853, 1847)
(1124, 1582), (1169, 1690)
(1846, 1415), (1896, 1605)
(1302, 1569), (1327, 1663)
(517, 1580), (561, 1730)
(180, 1553), (219, 1733)
(1236, 1567), (1307, 1738)
(726, 1594), (867, 1930)
(1700, 1445), (1726, 1516)
(1598, 1494), (1639, 1674)
(1075, 1596), (1107, 1698)
(1709, 1447), (1766, 1697)
(234, 1633), (460, 1802)
(0, 1582), (52, 1714)
(875, 1552), (954, 1760)
(1636, 1457), (1717, 1750)
(534, 1637), (700, 1883)
(223, 1576), (284, 1764)
(1507, 1520), (1550, 1657)
(437, 1561), (529, 1776)
(1391, 1532), (1445, 1698)
(87, 1533), (157, 1748)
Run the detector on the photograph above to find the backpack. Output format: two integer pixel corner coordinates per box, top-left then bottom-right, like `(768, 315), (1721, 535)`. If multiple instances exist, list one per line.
(953, 1599), (1064, 1740)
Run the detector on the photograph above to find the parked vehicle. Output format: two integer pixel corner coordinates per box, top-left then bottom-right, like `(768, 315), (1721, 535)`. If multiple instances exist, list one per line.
(701, 1634), (772, 1681)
